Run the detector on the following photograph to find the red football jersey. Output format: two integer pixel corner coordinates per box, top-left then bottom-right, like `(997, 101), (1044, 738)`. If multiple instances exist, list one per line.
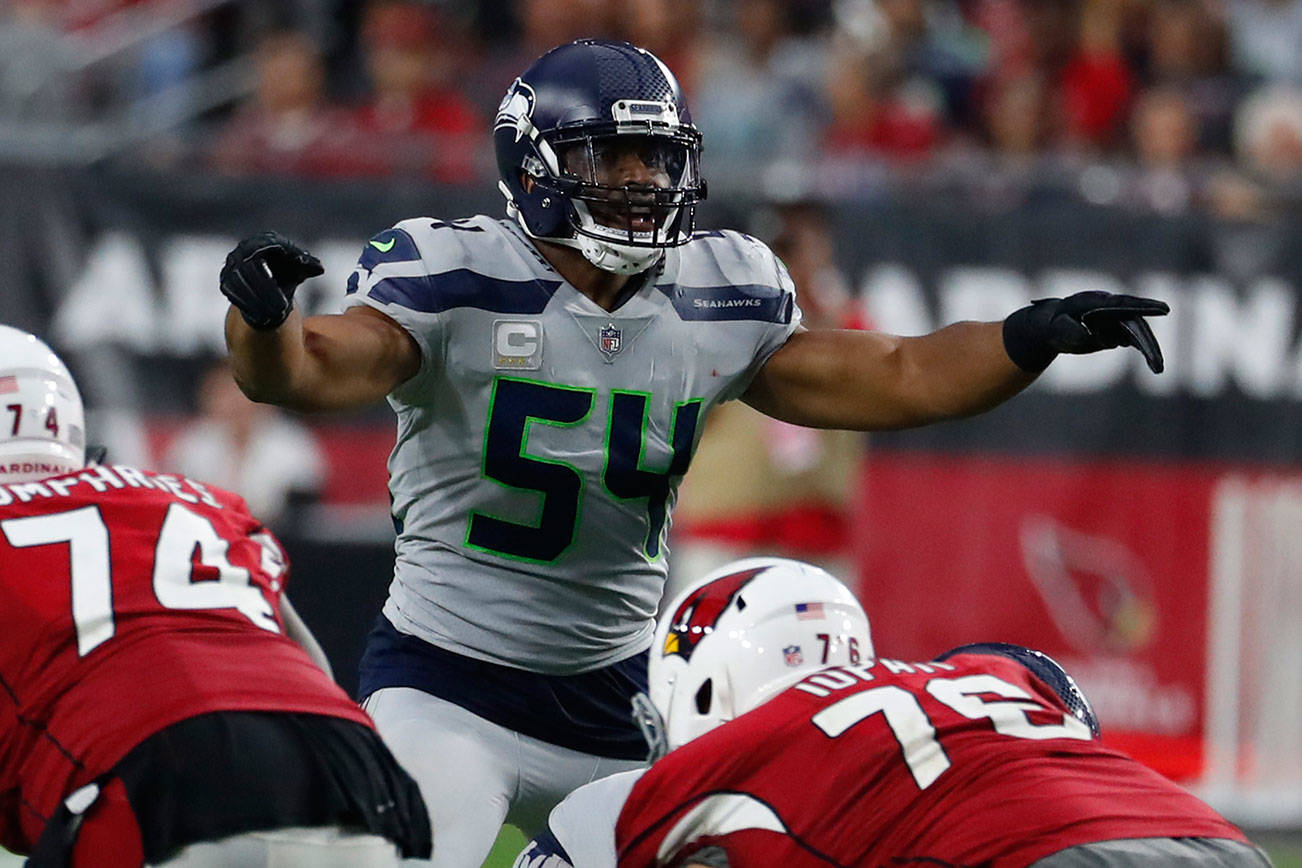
(616, 653), (1244, 868)
(0, 465), (371, 853)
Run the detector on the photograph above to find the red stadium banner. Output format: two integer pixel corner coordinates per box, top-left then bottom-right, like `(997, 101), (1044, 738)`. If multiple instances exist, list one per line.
(850, 451), (1221, 781)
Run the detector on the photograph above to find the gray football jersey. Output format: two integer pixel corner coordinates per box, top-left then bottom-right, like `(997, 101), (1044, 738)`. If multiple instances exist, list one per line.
(342, 216), (801, 673)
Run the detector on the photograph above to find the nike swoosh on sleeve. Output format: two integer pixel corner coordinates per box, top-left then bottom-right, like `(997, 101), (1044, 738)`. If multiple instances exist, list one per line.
(369, 238), (397, 253)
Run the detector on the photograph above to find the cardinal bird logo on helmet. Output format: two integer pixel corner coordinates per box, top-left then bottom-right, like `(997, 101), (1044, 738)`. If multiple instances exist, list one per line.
(663, 567), (766, 662)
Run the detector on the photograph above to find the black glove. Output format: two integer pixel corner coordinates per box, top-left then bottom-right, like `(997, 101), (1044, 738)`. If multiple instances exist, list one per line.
(1003, 291), (1170, 374)
(219, 231), (324, 331)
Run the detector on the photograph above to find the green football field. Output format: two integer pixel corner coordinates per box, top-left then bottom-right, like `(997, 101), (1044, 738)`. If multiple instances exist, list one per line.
(483, 825), (528, 866)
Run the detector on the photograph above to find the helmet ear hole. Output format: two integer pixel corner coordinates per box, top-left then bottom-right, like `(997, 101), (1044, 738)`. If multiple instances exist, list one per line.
(695, 678), (713, 715)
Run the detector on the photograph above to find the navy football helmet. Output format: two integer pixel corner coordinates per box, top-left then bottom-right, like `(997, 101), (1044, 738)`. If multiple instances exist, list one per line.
(494, 39), (706, 275)
(934, 642), (1101, 738)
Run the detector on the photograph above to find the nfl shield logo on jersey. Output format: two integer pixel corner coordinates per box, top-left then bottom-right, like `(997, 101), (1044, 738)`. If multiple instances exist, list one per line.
(599, 324), (622, 357)
(783, 644), (804, 667)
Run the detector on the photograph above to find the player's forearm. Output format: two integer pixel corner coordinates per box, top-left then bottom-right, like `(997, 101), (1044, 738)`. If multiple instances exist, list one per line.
(227, 306), (420, 412)
(744, 324), (1036, 431)
(886, 321), (1038, 425)
(225, 307), (317, 408)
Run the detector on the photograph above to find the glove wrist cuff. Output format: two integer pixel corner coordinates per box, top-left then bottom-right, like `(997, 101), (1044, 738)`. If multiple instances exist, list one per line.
(1002, 303), (1058, 373)
(238, 304), (291, 332)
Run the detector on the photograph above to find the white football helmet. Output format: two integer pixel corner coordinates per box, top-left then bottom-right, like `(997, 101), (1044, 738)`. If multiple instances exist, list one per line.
(634, 557), (872, 760)
(0, 325), (85, 484)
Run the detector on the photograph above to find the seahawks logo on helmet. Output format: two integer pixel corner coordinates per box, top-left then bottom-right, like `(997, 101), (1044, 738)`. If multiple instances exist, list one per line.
(495, 78), (537, 144)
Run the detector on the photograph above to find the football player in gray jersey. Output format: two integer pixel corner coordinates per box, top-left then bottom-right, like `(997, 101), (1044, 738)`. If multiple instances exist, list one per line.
(219, 39), (1170, 868)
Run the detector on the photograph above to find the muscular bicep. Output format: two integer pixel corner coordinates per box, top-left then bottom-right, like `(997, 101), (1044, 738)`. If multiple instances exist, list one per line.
(742, 328), (914, 430)
(227, 305), (421, 412)
(300, 306), (422, 403)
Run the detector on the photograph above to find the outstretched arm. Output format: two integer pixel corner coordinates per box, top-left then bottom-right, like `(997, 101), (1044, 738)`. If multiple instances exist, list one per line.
(744, 292), (1168, 431)
(743, 322), (1033, 430)
(222, 233), (420, 412)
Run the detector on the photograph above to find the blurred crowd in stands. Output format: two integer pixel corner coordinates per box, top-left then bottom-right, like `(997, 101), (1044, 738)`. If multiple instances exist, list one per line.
(2, 0), (1301, 213)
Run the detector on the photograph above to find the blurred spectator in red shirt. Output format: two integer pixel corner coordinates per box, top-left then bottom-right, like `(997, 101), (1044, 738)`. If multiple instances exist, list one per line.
(1058, 0), (1135, 150)
(208, 29), (355, 177)
(343, 0), (483, 182)
(969, 0), (1038, 82)
(822, 44), (942, 162)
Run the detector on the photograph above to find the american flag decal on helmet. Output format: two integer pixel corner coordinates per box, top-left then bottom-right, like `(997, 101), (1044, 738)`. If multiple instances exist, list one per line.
(795, 602), (825, 620)
(0, 376), (17, 395)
